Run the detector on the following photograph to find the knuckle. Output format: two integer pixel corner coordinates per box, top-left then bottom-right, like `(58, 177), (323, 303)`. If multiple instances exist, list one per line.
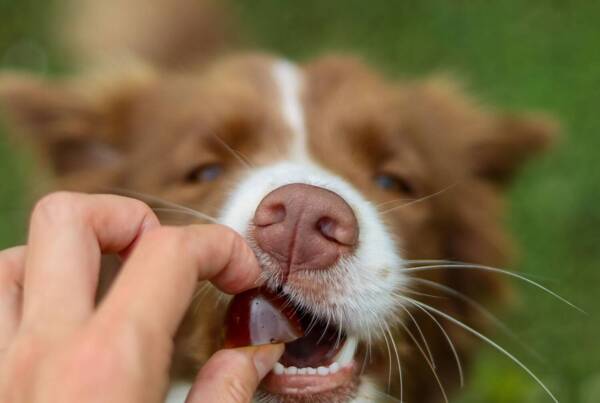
(230, 229), (249, 255)
(208, 349), (257, 402)
(6, 336), (45, 378)
(62, 336), (123, 385)
(0, 274), (19, 300)
(140, 226), (187, 255)
(224, 376), (254, 403)
(220, 225), (248, 257)
(210, 224), (237, 240)
(0, 248), (23, 289)
(31, 192), (85, 225)
(120, 196), (155, 221)
(0, 265), (14, 290)
(191, 223), (239, 256)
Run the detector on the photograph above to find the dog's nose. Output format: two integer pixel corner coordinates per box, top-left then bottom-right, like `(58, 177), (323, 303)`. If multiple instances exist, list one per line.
(253, 183), (358, 275)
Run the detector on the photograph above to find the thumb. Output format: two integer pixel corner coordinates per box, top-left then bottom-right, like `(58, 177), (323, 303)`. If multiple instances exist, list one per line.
(185, 344), (284, 403)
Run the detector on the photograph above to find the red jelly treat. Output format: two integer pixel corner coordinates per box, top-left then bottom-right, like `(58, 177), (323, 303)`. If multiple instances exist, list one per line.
(224, 288), (304, 348)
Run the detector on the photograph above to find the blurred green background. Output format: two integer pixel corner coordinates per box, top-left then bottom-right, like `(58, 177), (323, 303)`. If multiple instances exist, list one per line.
(0, 0), (598, 401)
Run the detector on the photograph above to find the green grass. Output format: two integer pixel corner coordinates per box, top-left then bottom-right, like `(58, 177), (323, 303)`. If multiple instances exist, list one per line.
(1, 0), (599, 401)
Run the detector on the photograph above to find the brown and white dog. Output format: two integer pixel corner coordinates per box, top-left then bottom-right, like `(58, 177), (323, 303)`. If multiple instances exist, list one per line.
(0, 1), (556, 402)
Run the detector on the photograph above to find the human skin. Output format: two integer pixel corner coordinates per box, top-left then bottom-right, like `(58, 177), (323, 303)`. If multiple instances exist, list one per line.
(0, 192), (283, 403)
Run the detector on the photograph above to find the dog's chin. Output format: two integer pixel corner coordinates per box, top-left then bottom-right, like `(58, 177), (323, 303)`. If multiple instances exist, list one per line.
(259, 368), (360, 403)
(259, 359), (360, 403)
(247, 296), (361, 403)
(258, 329), (361, 402)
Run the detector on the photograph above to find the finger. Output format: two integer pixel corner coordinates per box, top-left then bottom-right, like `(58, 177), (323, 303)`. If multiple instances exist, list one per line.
(0, 246), (25, 348)
(22, 192), (159, 334)
(96, 224), (261, 340)
(186, 344), (284, 403)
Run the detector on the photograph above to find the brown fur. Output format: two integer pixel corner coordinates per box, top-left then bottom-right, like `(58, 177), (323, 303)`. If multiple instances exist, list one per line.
(0, 2), (556, 402)
(60, 0), (235, 70)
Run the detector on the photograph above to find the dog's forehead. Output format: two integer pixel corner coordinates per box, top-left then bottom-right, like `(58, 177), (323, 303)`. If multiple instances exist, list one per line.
(130, 55), (439, 177)
(188, 56), (329, 164)
(262, 58), (398, 164)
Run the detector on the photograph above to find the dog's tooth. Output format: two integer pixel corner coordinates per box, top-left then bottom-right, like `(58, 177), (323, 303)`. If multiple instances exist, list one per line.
(285, 366), (298, 375)
(273, 362), (285, 375)
(329, 362), (340, 374)
(307, 367), (317, 375)
(317, 366), (330, 376)
(297, 367), (308, 375)
(334, 336), (358, 367)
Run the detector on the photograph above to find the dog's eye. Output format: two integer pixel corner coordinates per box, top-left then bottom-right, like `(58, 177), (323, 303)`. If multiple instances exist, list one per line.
(184, 163), (224, 183)
(374, 172), (415, 194)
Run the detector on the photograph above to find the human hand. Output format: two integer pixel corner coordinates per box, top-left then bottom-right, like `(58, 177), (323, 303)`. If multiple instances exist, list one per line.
(0, 192), (283, 403)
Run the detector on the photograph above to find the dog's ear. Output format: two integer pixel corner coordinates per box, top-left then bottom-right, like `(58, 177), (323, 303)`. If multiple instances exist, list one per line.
(0, 68), (155, 177)
(413, 77), (558, 186)
(472, 113), (558, 186)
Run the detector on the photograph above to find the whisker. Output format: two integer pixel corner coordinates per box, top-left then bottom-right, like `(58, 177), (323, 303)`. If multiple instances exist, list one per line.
(278, 292), (295, 312)
(360, 308), (378, 377)
(375, 197), (414, 209)
(334, 309), (344, 351)
(404, 259), (552, 281)
(367, 326), (373, 365)
(411, 277), (545, 362)
(402, 300), (464, 387)
(383, 322), (403, 403)
(316, 314), (331, 345)
(302, 302), (322, 338)
(400, 304), (436, 369)
(378, 322), (394, 393)
(401, 296), (559, 403)
(191, 282), (205, 304)
(254, 270), (271, 288)
(360, 328), (372, 376)
(381, 183), (457, 215)
(403, 263), (585, 313)
(370, 389), (404, 402)
(215, 291), (228, 308)
(398, 318), (448, 403)
(192, 282), (215, 315)
(108, 188), (220, 224)
(152, 207), (217, 224)
(211, 133), (254, 168)
(398, 284), (445, 299)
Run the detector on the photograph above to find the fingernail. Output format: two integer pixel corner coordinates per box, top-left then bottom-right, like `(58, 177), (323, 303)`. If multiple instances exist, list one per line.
(251, 343), (285, 379)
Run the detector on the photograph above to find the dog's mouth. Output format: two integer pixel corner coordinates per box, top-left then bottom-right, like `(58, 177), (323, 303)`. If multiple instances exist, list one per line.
(224, 288), (360, 396)
(261, 309), (359, 396)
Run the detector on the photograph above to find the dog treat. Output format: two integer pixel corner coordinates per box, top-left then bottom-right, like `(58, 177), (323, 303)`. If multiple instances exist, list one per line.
(224, 288), (304, 348)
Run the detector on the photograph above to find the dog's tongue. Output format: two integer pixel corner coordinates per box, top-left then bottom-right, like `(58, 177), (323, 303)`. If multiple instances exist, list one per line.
(223, 288), (304, 348)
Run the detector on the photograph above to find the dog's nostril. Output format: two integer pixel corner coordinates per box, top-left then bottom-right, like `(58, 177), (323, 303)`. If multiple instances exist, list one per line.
(253, 183), (359, 274)
(254, 203), (286, 227)
(317, 217), (358, 247)
(317, 217), (337, 241)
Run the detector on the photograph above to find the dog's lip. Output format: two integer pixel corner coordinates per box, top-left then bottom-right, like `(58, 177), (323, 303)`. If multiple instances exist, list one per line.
(261, 336), (359, 395)
(261, 360), (356, 395)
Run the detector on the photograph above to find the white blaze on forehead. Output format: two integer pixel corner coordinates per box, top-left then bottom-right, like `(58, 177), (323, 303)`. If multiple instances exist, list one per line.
(272, 60), (311, 163)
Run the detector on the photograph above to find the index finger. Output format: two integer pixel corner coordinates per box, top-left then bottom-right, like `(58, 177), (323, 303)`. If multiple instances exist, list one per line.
(22, 192), (160, 334)
(95, 224), (261, 340)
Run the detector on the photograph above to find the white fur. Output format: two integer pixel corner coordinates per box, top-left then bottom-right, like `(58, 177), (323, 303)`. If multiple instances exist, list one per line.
(272, 60), (310, 163)
(165, 382), (191, 403)
(351, 378), (386, 403)
(217, 59), (406, 340)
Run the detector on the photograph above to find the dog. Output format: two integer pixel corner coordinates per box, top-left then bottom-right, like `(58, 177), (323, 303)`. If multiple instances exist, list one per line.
(0, 0), (557, 402)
